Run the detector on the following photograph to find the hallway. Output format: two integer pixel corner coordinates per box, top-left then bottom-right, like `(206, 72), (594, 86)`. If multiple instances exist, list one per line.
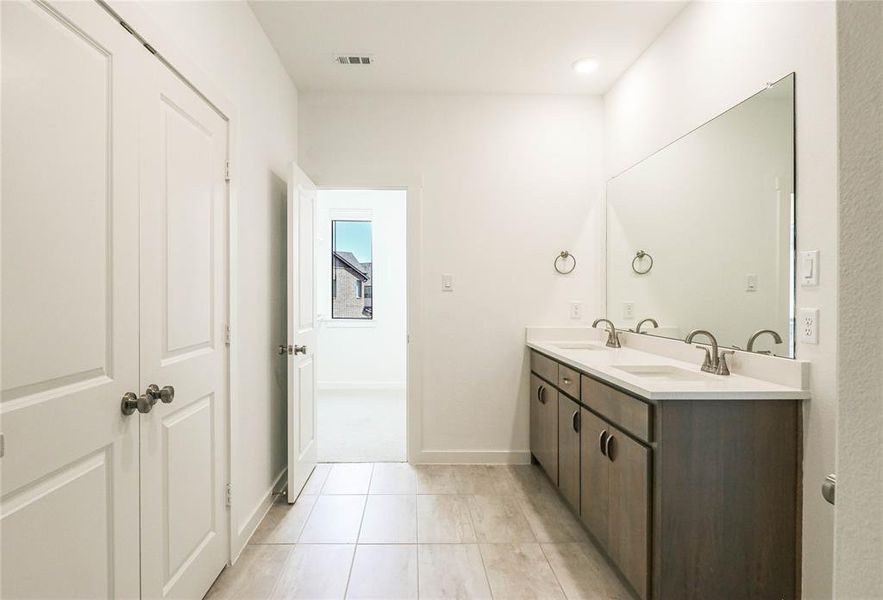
(205, 463), (629, 599)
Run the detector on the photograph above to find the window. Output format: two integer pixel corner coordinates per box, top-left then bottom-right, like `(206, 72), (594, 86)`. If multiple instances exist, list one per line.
(331, 220), (373, 319)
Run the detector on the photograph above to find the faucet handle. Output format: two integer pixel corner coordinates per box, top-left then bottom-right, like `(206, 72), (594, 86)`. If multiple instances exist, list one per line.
(716, 350), (735, 376)
(694, 345), (714, 373)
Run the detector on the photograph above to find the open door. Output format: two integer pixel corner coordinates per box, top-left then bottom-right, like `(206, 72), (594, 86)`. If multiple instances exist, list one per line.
(286, 164), (318, 502)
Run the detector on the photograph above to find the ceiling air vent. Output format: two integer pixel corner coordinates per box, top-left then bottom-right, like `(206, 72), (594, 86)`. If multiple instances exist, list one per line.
(334, 54), (374, 66)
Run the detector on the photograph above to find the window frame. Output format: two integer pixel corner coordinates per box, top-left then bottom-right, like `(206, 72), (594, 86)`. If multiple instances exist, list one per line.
(330, 218), (374, 321)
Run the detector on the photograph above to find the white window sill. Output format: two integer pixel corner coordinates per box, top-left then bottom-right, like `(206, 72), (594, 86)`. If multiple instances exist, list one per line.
(321, 317), (377, 329)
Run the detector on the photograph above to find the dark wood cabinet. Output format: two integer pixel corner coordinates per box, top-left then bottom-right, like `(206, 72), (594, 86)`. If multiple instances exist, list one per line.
(529, 349), (801, 600)
(529, 373), (558, 484)
(607, 425), (650, 600)
(579, 408), (609, 548)
(557, 394), (581, 511)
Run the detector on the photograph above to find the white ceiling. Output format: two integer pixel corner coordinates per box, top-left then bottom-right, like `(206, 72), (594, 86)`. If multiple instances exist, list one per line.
(249, 1), (687, 95)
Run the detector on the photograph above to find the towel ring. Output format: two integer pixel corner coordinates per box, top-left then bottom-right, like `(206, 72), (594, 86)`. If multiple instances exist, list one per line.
(554, 251), (576, 275)
(632, 250), (653, 275)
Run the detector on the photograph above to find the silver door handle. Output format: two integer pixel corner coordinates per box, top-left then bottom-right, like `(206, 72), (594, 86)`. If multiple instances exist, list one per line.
(293, 345), (307, 355)
(277, 345), (288, 356)
(145, 384), (175, 404)
(158, 385), (174, 403)
(121, 392), (154, 415)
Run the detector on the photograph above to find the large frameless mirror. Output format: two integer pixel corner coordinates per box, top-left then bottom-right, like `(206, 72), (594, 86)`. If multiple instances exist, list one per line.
(606, 73), (796, 357)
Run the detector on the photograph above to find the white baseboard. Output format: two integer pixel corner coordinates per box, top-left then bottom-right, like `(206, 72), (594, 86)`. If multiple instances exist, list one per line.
(318, 381), (406, 391)
(232, 468), (287, 563)
(414, 450), (531, 465)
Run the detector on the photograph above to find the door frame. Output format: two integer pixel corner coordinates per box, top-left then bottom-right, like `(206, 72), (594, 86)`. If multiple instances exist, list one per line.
(313, 180), (424, 464)
(97, 0), (241, 563)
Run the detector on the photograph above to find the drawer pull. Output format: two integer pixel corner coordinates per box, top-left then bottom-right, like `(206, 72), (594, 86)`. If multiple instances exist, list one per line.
(562, 377), (572, 385)
(572, 410), (580, 433)
(537, 385), (547, 404)
(599, 429), (608, 456)
(605, 434), (615, 462)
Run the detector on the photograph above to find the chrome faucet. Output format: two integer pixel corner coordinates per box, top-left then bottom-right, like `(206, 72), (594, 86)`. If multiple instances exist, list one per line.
(592, 318), (621, 348)
(747, 329), (783, 354)
(684, 329), (732, 375)
(634, 318), (659, 334)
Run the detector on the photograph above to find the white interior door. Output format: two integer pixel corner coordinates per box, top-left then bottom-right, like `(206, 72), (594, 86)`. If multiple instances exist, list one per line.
(0, 1), (142, 597)
(137, 52), (230, 599)
(287, 165), (318, 501)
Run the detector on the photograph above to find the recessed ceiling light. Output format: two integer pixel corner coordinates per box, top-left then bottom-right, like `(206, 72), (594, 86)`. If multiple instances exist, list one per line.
(572, 57), (600, 75)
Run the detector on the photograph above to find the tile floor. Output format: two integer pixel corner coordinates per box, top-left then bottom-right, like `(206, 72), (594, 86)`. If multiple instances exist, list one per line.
(205, 463), (632, 600)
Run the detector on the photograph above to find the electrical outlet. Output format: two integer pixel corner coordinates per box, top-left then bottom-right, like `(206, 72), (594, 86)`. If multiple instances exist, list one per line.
(622, 302), (635, 320)
(570, 302), (582, 320)
(798, 308), (819, 344)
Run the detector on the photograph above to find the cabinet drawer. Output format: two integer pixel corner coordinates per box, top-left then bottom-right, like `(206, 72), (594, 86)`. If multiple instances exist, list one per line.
(558, 364), (580, 399)
(581, 376), (652, 443)
(530, 350), (558, 384)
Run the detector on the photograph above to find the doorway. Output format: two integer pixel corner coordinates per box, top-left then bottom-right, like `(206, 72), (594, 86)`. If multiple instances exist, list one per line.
(314, 190), (408, 463)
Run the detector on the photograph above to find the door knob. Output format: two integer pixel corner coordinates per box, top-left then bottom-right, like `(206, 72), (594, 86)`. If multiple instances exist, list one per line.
(277, 345), (288, 356)
(121, 392), (154, 415)
(158, 385), (175, 403)
(145, 384), (174, 404)
(293, 345), (307, 355)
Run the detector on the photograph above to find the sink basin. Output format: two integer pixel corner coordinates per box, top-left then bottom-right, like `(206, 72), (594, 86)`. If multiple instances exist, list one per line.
(553, 342), (607, 351)
(612, 364), (707, 381)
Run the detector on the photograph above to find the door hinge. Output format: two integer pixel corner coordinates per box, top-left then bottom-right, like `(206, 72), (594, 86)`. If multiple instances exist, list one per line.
(225, 324), (232, 347)
(225, 483), (232, 507)
(225, 160), (231, 183)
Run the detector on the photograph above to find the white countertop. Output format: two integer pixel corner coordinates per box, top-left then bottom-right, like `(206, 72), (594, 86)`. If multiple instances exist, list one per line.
(527, 339), (810, 401)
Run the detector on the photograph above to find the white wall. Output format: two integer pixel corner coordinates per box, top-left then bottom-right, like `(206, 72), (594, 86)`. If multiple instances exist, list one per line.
(834, 2), (883, 597)
(603, 2), (837, 597)
(316, 190), (407, 389)
(124, 1), (298, 558)
(300, 93), (604, 462)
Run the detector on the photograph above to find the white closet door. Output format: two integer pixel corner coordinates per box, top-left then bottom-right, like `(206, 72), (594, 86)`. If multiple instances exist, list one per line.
(0, 1), (142, 598)
(137, 50), (230, 600)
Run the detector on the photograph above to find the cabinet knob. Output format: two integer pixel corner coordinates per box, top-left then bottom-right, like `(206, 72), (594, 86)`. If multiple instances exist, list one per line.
(562, 377), (571, 385)
(599, 429), (608, 456)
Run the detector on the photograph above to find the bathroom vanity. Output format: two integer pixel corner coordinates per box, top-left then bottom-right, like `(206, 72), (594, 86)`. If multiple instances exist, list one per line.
(527, 337), (808, 600)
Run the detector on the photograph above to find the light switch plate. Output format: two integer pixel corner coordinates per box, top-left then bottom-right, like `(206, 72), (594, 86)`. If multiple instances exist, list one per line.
(746, 274), (758, 292)
(441, 273), (453, 292)
(798, 307), (819, 344)
(800, 250), (819, 287)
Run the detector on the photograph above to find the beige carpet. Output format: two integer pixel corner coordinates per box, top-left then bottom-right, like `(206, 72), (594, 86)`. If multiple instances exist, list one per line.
(316, 389), (406, 462)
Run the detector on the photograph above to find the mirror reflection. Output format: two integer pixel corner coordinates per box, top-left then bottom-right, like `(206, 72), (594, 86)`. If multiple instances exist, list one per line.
(606, 73), (795, 357)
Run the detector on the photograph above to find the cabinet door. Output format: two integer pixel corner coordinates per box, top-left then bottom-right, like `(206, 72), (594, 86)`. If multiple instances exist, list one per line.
(529, 374), (558, 483)
(579, 408), (609, 548)
(557, 394), (581, 511)
(607, 426), (650, 600)
(530, 374), (544, 464)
